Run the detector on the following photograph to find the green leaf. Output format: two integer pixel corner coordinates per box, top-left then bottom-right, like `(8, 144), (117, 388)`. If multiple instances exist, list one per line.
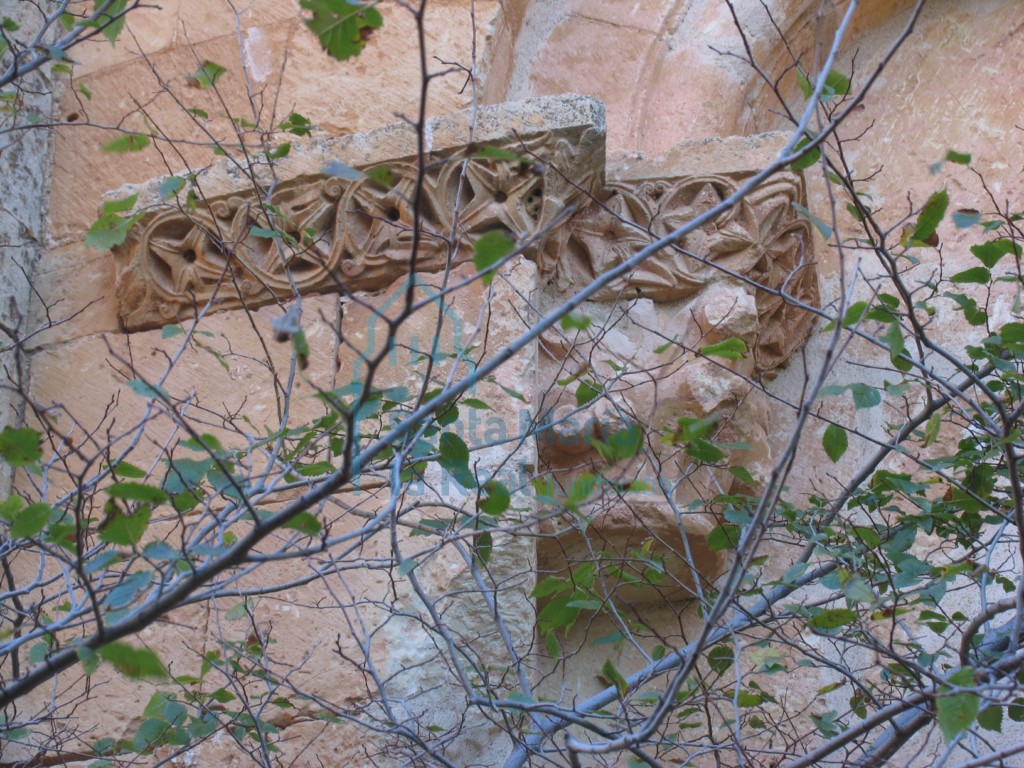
(10, 503), (52, 539)
(189, 60), (226, 88)
(99, 505), (151, 546)
(77, 645), (99, 675)
(792, 202), (832, 240)
(971, 238), (1020, 268)
(946, 149), (972, 165)
(292, 328), (310, 369)
(708, 523), (741, 551)
(101, 133), (150, 153)
(833, 301), (868, 330)
(473, 145), (527, 162)
(296, 461), (334, 477)
(278, 111), (312, 136)
(283, 512), (322, 536)
(949, 266), (991, 284)
(944, 292), (987, 326)
(496, 383), (526, 402)
(849, 383), (881, 410)
(594, 424), (643, 463)
(142, 541), (180, 561)
(461, 398), (491, 411)
(158, 176), (185, 199)
(474, 529), (493, 565)
(808, 608), (857, 630)
(532, 575), (570, 599)
(797, 66), (850, 100)
(473, 230), (516, 285)
(978, 704), (1003, 733)
(126, 378), (170, 400)
(728, 465), (756, 485)
(923, 411), (942, 447)
(953, 209), (981, 229)
(823, 423), (848, 462)
(575, 379), (600, 407)
(1009, 699), (1024, 723)
(225, 601), (251, 621)
(561, 313), (591, 331)
(790, 135), (821, 171)
(436, 403), (459, 427)
(267, 142), (291, 159)
(700, 337), (748, 360)
(601, 659), (628, 697)
(685, 438), (725, 464)
(938, 668), (979, 742)
(94, 0), (128, 46)
(105, 570), (152, 609)
(249, 226), (279, 238)
(103, 194), (139, 215)
(506, 690), (537, 705)
(301, 0), (384, 61)
(439, 432), (476, 489)
(824, 68), (851, 97)
(707, 644), (734, 674)
(1000, 321), (1024, 342)
(796, 67), (813, 99)
(0, 426), (42, 467)
(911, 188), (948, 243)
(365, 165), (393, 188)
(208, 687), (236, 703)
(86, 207), (144, 250)
(883, 322), (911, 372)
(479, 481), (510, 516)
(0, 496), (24, 523)
(736, 690), (764, 707)
(97, 641), (168, 681)
(108, 482), (168, 505)
(322, 160), (363, 180)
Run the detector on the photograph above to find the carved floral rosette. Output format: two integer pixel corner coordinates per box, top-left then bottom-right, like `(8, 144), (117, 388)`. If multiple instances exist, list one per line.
(112, 120), (605, 331)
(536, 170), (819, 377)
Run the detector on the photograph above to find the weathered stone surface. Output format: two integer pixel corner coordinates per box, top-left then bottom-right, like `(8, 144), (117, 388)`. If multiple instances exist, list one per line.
(25, 293), (341, 499)
(0, 4), (57, 496)
(48, 1), (502, 242)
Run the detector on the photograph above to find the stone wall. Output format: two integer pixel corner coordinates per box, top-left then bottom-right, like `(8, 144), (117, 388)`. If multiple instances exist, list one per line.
(4, 0), (1024, 766)
(0, 4), (58, 496)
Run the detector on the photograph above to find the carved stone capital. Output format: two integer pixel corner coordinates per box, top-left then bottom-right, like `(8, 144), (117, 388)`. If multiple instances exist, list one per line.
(537, 135), (820, 377)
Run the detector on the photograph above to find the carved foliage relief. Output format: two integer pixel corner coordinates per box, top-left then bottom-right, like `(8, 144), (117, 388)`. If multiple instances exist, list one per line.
(112, 94), (606, 331)
(112, 102), (605, 330)
(536, 170), (819, 377)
